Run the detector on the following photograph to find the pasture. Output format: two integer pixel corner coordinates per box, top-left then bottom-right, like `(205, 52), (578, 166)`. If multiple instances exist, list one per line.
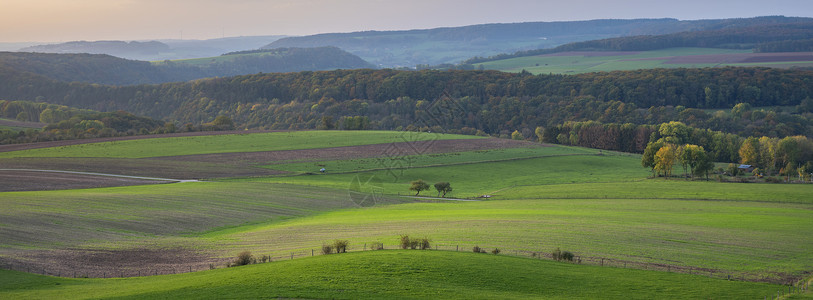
(0, 251), (783, 299)
(1, 130), (812, 298)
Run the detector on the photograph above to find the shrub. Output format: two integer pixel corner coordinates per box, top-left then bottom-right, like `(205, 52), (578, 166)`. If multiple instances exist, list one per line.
(418, 237), (431, 250)
(400, 235), (411, 249)
(321, 244), (334, 255)
(492, 248), (501, 255)
(234, 251), (253, 266)
(561, 251), (574, 261)
(333, 240), (349, 253)
(260, 255), (272, 263)
(370, 242), (384, 250)
(472, 246), (481, 253)
(552, 247), (575, 262)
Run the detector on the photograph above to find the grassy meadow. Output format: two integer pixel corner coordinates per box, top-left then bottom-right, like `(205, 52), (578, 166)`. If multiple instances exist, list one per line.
(474, 48), (788, 74)
(245, 152), (648, 198)
(1, 130), (812, 298)
(0, 251), (783, 299)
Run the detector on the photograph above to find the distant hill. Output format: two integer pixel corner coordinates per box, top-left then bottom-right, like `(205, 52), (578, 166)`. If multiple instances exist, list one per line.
(18, 36), (286, 61)
(262, 16), (813, 67)
(463, 21), (813, 65)
(0, 47), (373, 85)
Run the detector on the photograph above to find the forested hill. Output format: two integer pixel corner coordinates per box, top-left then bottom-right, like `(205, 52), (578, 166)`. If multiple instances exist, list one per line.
(1, 68), (812, 139)
(464, 21), (813, 64)
(263, 16), (813, 67)
(0, 47), (372, 85)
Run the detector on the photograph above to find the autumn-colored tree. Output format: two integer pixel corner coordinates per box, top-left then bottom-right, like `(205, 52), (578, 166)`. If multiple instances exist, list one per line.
(739, 137), (761, 166)
(511, 130), (524, 140)
(654, 144), (677, 179)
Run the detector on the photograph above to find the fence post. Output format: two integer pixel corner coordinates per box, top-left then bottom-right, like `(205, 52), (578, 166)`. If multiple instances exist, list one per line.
(364, 243), (366, 251)
(291, 252), (293, 260)
(456, 245), (458, 252)
(312, 249), (314, 256)
(601, 258), (604, 266)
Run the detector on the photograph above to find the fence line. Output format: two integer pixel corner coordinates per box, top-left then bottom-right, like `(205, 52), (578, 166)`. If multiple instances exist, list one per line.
(1, 242), (810, 296)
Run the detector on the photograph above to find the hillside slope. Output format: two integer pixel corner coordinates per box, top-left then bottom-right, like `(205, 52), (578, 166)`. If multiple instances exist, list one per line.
(0, 251), (782, 299)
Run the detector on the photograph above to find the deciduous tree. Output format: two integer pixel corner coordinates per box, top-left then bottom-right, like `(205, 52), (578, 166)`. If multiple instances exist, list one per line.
(409, 179), (430, 196)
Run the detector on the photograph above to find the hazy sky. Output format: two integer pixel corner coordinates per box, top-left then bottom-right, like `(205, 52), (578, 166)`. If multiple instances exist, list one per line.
(2, 0), (812, 42)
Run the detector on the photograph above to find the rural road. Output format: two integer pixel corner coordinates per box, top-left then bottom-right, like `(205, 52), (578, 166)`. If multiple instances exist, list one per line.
(401, 195), (480, 201)
(0, 169), (199, 183)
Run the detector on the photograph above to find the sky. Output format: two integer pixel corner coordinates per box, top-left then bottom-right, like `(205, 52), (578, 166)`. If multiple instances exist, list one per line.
(2, 0), (813, 43)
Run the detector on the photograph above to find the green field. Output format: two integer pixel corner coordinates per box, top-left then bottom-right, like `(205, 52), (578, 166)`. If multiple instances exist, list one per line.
(0, 251), (783, 299)
(244, 152), (648, 198)
(0, 130), (475, 159)
(1, 130), (812, 298)
(264, 145), (595, 174)
(474, 48), (810, 74)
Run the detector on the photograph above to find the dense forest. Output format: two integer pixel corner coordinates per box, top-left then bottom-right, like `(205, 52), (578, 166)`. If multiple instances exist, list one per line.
(1, 67), (812, 142)
(0, 47), (372, 85)
(464, 21), (813, 64)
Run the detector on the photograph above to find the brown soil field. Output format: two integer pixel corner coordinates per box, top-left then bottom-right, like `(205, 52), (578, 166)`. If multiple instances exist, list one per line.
(539, 51), (641, 57)
(0, 129), (282, 153)
(1, 248), (225, 278)
(0, 169), (172, 192)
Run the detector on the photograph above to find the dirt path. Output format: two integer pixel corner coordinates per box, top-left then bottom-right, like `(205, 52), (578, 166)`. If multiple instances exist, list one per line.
(0, 169), (196, 192)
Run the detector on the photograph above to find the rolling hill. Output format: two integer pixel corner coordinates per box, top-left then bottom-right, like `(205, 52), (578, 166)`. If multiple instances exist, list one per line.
(18, 35), (287, 61)
(0, 47), (372, 85)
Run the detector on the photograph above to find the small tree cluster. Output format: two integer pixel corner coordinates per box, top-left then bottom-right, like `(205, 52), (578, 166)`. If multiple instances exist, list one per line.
(334, 240), (349, 253)
(370, 242), (384, 250)
(472, 246), (486, 253)
(399, 235), (430, 250)
(434, 182), (453, 197)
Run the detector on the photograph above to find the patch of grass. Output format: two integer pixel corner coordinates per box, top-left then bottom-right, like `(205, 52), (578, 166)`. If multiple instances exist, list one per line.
(500, 180), (813, 204)
(0, 130), (479, 159)
(264, 145), (594, 173)
(0, 251), (782, 299)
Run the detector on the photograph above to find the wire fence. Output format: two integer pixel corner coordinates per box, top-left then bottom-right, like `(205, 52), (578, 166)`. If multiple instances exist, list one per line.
(1, 243), (810, 299)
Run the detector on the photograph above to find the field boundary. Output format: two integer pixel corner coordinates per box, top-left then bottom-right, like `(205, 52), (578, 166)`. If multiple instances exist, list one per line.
(0, 169), (199, 183)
